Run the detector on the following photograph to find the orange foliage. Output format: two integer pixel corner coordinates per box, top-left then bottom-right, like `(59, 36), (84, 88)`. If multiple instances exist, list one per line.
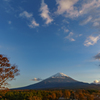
(0, 54), (19, 89)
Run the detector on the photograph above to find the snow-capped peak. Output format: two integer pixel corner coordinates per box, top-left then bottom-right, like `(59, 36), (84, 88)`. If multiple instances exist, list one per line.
(51, 73), (69, 78)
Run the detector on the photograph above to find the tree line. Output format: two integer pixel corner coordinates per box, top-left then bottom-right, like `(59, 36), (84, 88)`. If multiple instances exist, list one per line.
(0, 89), (100, 100)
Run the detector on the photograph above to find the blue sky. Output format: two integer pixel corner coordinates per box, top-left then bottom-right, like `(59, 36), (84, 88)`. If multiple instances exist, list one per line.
(1, 0), (100, 88)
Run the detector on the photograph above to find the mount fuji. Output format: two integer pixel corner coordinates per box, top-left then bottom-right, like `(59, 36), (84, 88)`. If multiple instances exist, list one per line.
(43, 73), (78, 83)
(13, 73), (100, 90)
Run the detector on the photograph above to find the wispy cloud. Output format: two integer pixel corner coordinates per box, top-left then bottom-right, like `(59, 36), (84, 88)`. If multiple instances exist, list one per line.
(40, 0), (53, 25)
(19, 11), (33, 18)
(56, 0), (100, 24)
(19, 11), (39, 28)
(56, 0), (79, 18)
(8, 21), (11, 24)
(62, 19), (69, 24)
(79, 34), (82, 37)
(80, 16), (92, 25)
(93, 22), (99, 27)
(65, 32), (75, 41)
(55, 0), (100, 45)
(28, 20), (39, 28)
(61, 26), (69, 33)
(64, 29), (69, 33)
(92, 18), (100, 28)
(2, 0), (15, 13)
(84, 35), (100, 46)
(94, 53), (100, 60)
(79, 0), (100, 15)
(75, 34), (83, 38)
(3, 0), (11, 2)
(31, 78), (42, 81)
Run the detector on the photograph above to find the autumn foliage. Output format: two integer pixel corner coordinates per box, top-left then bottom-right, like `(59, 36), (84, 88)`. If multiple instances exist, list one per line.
(0, 54), (19, 89)
(0, 89), (100, 100)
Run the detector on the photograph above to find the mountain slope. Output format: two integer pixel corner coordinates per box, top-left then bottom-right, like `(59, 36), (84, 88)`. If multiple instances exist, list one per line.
(42, 73), (78, 83)
(13, 73), (100, 90)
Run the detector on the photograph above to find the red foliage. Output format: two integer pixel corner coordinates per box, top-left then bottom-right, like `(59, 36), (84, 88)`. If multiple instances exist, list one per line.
(0, 54), (19, 89)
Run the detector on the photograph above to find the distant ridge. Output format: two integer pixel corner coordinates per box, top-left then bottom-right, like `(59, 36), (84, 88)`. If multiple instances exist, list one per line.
(12, 72), (100, 90)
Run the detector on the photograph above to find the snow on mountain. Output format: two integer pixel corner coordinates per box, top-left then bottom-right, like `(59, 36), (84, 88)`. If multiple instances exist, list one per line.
(50, 73), (69, 78)
(42, 72), (77, 83)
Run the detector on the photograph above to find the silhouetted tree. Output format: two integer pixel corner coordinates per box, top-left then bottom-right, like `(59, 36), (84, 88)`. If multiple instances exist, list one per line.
(0, 54), (19, 89)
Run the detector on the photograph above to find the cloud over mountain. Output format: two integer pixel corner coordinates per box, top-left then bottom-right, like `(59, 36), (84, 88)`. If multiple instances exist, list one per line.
(93, 80), (100, 84)
(31, 78), (42, 81)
